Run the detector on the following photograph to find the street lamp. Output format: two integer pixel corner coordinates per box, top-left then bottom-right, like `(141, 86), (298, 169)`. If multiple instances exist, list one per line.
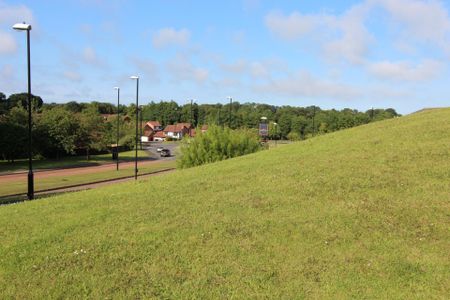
(227, 96), (232, 128)
(114, 87), (120, 171)
(189, 99), (196, 137)
(13, 22), (34, 200)
(312, 105), (316, 136)
(273, 122), (278, 146)
(130, 75), (139, 180)
(139, 105), (143, 150)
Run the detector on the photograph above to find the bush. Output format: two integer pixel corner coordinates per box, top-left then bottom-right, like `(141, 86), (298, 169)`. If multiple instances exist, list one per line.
(177, 125), (262, 169)
(119, 134), (136, 150)
(287, 131), (301, 141)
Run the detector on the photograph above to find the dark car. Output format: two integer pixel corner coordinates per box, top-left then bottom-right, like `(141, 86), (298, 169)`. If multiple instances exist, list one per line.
(160, 149), (171, 157)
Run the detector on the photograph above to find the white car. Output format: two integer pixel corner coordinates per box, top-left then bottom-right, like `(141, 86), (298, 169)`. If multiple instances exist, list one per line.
(156, 147), (164, 152)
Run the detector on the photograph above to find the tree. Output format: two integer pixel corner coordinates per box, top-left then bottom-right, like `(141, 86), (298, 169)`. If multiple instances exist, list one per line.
(0, 92), (7, 115)
(77, 106), (108, 159)
(38, 107), (80, 158)
(7, 93), (43, 111)
(0, 109), (28, 162)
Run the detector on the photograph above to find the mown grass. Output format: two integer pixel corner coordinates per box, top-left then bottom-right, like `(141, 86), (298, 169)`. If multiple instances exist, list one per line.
(0, 160), (176, 198)
(0, 150), (152, 173)
(0, 109), (449, 298)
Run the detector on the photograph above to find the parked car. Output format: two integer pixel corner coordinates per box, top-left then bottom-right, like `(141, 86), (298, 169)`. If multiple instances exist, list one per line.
(156, 147), (164, 152)
(160, 149), (171, 157)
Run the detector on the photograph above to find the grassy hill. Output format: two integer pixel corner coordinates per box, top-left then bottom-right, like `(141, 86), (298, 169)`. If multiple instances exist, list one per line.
(0, 109), (449, 298)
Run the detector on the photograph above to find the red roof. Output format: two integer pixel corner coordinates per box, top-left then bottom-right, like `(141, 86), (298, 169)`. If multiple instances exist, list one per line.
(164, 123), (191, 133)
(146, 121), (161, 127)
(154, 131), (166, 138)
(177, 123), (192, 129)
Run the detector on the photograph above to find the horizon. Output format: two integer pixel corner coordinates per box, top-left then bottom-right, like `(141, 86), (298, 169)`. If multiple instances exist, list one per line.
(1, 0), (450, 114)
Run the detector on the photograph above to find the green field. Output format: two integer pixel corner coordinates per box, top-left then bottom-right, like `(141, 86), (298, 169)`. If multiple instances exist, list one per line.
(0, 109), (449, 298)
(0, 160), (176, 199)
(0, 150), (152, 173)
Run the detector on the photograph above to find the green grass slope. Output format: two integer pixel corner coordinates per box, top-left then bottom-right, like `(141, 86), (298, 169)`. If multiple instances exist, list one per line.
(0, 109), (449, 298)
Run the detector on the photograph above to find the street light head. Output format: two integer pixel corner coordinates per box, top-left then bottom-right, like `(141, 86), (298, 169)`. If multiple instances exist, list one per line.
(114, 87), (120, 90)
(13, 22), (31, 31)
(130, 75), (139, 80)
(227, 96), (232, 100)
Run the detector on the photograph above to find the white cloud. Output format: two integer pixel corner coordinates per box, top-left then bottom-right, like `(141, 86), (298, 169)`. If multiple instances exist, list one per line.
(0, 30), (17, 54)
(0, 2), (34, 26)
(82, 46), (105, 67)
(368, 59), (443, 81)
(0, 2), (35, 55)
(265, 0), (450, 64)
(265, 2), (372, 64)
(221, 58), (287, 79)
(166, 54), (209, 84)
(131, 57), (159, 82)
(377, 0), (450, 46)
(254, 70), (360, 100)
(152, 28), (190, 49)
(265, 11), (334, 40)
(63, 70), (82, 82)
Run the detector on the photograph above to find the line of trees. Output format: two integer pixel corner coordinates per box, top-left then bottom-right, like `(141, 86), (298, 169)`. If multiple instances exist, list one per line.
(0, 91), (400, 162)
(142, 100), (400, 140)
(0, 92), (136, 162)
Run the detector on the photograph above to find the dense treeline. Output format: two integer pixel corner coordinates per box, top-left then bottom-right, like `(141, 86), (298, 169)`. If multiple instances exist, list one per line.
(142, 100), (400, 140)
(0, 91), (400, 161)
(0, 92), (134, 162)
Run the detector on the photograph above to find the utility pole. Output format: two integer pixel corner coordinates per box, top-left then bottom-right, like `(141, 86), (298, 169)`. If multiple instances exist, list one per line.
(312, 106), (316, 136)
(13, 22), (34, 200)
(114, 87), (120, 171)
(139, 105), (143, 150)
(227, 96), (232, 128)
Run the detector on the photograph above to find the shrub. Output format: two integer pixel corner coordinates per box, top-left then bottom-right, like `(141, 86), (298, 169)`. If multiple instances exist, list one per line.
(177, 125), (262, 169)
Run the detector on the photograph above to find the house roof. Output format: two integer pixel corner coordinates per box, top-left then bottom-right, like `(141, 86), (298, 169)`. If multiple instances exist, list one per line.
(146, 121), (161, 127)
(177, 122), (192, 129)
(154, 131), (166, 138)
(164, 123), (191, 133)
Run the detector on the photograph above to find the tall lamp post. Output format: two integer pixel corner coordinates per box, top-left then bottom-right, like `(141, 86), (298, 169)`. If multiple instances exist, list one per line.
(312, 105), (316, 136)
(189, 99), (195, 137)
(130, 76), (139, 180)
(13, 22), (34, 200)
(114, 87), (120, 171)
(273, 122), (278, 147)
(227, 96), (232, 128)
(139, 105), (143, 150)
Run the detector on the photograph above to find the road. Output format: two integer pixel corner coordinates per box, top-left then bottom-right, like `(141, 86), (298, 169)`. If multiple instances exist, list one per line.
(0, 143), (179, 184)
(143, 142), (178, 160)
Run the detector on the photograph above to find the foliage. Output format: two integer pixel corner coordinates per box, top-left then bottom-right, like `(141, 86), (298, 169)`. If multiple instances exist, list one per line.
(0, 91), (401, 162)
(177, 125), (261, 168)
(287, 131), (301, 141)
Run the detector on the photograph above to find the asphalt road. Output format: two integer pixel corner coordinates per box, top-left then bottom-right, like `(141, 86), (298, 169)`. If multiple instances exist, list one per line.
(144, 142), (179, 161)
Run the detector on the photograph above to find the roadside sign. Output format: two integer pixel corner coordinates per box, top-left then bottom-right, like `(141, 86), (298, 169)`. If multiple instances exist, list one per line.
(259, 123), (268, 137)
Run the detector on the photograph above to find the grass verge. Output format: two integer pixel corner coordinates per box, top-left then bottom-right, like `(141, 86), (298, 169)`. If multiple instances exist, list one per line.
(0, 109), (448, 298)
(0, 150), (152, 173)
(0, 160), (175, 198)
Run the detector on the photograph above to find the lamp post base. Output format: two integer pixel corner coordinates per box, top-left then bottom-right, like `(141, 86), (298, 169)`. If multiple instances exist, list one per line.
(27, 172), (34, 200)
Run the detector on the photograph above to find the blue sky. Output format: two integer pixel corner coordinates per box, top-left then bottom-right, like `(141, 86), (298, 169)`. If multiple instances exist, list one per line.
(1, 0), (450, 113)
